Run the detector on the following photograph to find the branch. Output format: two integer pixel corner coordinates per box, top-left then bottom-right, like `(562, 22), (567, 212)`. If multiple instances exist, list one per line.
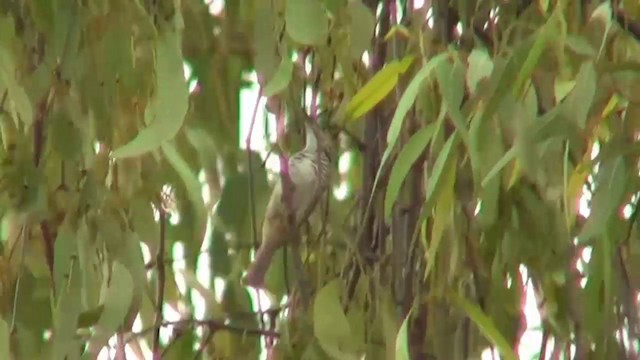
(151, 207), (167, 360)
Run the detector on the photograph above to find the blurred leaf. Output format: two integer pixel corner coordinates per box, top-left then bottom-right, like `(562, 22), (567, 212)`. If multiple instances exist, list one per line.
(286, 0), (329, 46)
(395, 314), (410, 360)
(348, 1), (375, 60)
(313, 279), (357, 360)
(425, 132), (458, 206)
(0, 16), (33, 126)
(209, 228), (231, 276)
(578, 156), (628, 243)
(53, 221), (77, 302)
(345, 56), (415, 120)
(52, 256), (82, 360)
(384, 123), (436, 220)
(466, 49), (494, 95)
(435, 58), (469, 146)
(561, 61), (596, 129)
(160, 142), (206, 245)
(263, 56), (294, 97)
(450, 293), (518, 360)
(0, 316), (8, 359)
(91, 262), (133, 348)
(365, 53), (448, 213)
(112, 24), (188, 158)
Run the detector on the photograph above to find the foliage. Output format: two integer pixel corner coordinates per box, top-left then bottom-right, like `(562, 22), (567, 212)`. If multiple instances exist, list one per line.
(1, 0), (640, 359)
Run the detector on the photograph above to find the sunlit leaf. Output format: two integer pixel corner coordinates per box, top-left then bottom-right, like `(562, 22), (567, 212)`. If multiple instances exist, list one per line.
(395, 313), (410, 360)
(345, 56), (415, 120)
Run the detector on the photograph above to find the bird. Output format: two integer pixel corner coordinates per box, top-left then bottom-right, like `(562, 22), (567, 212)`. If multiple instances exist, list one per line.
(244, 113), (332, 289)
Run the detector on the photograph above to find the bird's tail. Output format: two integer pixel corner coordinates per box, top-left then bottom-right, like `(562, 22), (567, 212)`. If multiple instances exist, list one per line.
(244, 241), (278, 288)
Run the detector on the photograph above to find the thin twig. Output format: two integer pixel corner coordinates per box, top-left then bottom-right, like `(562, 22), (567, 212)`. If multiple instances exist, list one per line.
(127, 318), (280, 343)
(10, 225), (26, 333)
(151, 208), (167, 360)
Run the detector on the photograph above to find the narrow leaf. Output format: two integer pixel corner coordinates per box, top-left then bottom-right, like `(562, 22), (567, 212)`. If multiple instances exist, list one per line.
(384, 123), (436, 220)
(450, 293), (518, 360)
(395, 314), (411, 360)
(345, 56), (415, 120)
(364, 53), (448, 222)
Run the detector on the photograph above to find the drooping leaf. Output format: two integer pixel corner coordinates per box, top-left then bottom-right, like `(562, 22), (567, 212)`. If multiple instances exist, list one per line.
(52, 255), (82, 360)
(364, 53), (448, 215)
(435, 58), (469, 146)
(263, 56), (294, 97)
(0, 16), (34, 126)
(450, 292), (518, 360)
(313, 279), (357, 360)
(578, 156), (628, 243)
(285, 0), (329, 46)
(425, 132), (459, 206)
(561, 61), (596, 129)
(91, 262), (134, 348)
(384, 123), (436, 220)
(112, 23), (189, 159)
(53, 221), (77, 302)
(348, 1), (375, 60)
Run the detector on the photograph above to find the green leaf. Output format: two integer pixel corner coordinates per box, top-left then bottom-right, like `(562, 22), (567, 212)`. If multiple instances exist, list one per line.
(562, 61), (596, 129)
(313, 279), (357, 360)
(53, 255), (82, 360)
(466, 48), (494, 95)
(424, 144), (457, 279)
(578, 156), (628, 243)
(450, 293), (518, 360)
(348, 1), (375, 60)
(286, 0), (329, 45)
(384, 123), (436, 220)
(395, 314), (410, 360)
(0, 317), (8, 360)
(0, 16), (34, 126)
(112, 25), (189, 159)
(425, 132), (459, 205)
(160, 141), (206, 245)
(53, 222), (78, 302)
(345, 56), (415, 120)
(363, 53), (448, 225)
(435, 58), (469, 146)
(512, 9), (560, 98)
(92, 262), (134, 348)
(263, 56), (294, 97)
